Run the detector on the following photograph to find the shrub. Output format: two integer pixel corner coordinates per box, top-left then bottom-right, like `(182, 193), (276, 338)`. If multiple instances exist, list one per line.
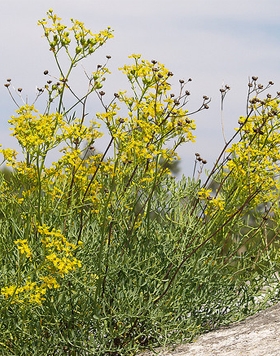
(0, 10), (280, 355)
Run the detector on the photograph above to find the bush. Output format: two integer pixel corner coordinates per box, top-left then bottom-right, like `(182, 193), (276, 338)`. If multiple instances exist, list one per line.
(1, 10), (280, 355)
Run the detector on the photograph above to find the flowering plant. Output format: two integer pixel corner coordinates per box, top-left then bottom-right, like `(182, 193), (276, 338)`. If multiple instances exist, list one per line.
(0, 10), (279, 355)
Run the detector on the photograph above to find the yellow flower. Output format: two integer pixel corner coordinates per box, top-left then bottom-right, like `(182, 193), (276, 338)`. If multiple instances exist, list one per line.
(14, 239), (32, 259)
(198, 188), (212, 200)
(40, 276), (60, 289)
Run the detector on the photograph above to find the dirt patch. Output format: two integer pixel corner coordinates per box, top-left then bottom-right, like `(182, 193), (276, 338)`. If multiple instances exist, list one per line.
(140, 302), (280, 355)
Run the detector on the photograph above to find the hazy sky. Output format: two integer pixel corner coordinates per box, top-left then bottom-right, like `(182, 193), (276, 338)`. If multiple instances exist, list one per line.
(1, 0), (280, 177)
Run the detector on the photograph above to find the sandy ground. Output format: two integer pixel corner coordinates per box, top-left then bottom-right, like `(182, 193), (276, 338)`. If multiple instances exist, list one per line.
(139, 302), (280, 356)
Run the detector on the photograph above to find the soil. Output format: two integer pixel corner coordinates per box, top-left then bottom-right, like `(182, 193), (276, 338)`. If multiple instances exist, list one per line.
(139, 302), (280, 355)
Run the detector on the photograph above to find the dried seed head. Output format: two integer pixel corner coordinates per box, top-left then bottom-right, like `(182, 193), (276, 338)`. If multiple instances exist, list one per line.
(119, 118), (125, 123)
(97, 64), (102, 69)
(106, 55), (111, 59)
(185, 90), (190, 96)
(99, 91), (105, 96)
(220, 88), (226, 93)
(44, 70), (49, 75)
(18, 88), (23, 92)
(267, 93), (272, 99)
(4, 83), (10, 88)
(151, 59), (157, 64)
(204, 104), (209, 109)
(114, 92), (119, 98)
(225, 85), (230, 90)
(252, 76), (258, 81)
(203, 95), (209, 100)
(195, 152), (200, 157)
(268, 81), (274, 85)
(47, 80), (52, 84)
(249, 97), (258, 104)
(248, 83), (253, 88)
(157, 73), (163, 79)
(202, 159), (207, 164)
(167, 71), (174, 77)
(179, 79), (184, 84)
(253, 128), (264, 135)
(170, 93), (175, 98)
(258, 84), (263, 89)
(188, 78), (192, 82)
(7, 78), (11, 82)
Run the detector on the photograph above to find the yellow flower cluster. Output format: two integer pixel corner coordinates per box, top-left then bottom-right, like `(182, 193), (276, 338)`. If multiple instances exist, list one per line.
(198, 187), (225, 216)
(14, 239), (32, 259)
(198, 187), (212, 200)
(61, 118), (103, 146)
(0, 148), (18, 167)
(225, 99), (280, 204)
(1, 279), (47, 305)
(9, 104), (63, 158)
(97, 55), (196, 170)
(38, 224), (82, 277)
(38, 9), (113, 59)
(1, 226), (82, 305)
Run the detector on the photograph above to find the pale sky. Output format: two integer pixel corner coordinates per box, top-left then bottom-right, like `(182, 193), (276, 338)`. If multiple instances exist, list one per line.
(1, 0), (280, 177)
